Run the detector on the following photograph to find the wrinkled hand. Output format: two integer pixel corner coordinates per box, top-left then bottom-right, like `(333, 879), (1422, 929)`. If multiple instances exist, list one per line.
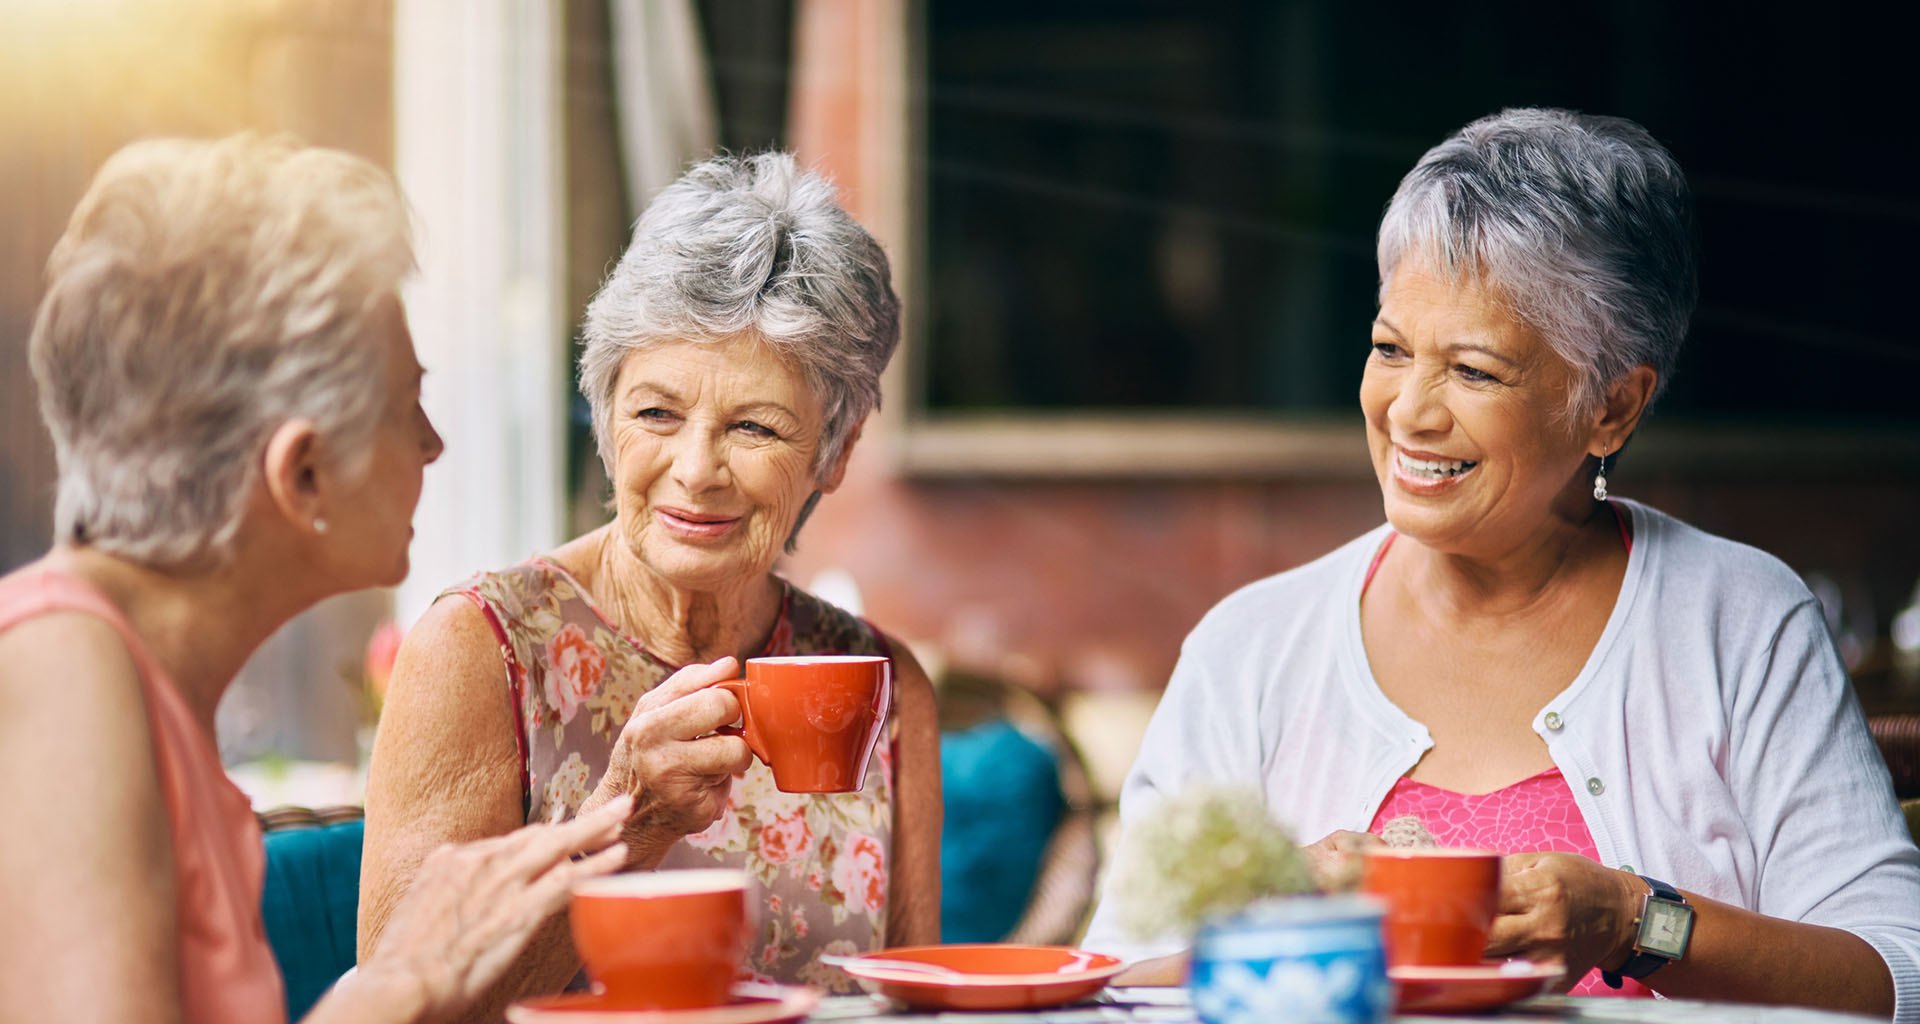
(1486, 852), (1640, 986)
(357, 795), (632, 1022)
(583, 657), (754, 865)
(1303, 829), (1382, 892)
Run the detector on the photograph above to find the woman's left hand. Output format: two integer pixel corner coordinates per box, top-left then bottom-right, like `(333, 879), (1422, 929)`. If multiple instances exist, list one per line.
(1484, 852), (1640, 983)
(346, 795), (632, 1023)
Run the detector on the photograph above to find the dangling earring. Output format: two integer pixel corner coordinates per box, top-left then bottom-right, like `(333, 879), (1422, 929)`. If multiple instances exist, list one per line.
(1592, 453), (1611, 502)
(313, 517), (330, 535)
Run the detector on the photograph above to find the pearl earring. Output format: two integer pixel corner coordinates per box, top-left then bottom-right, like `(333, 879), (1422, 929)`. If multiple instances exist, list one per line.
(313, 517), (330, 535)
(1592, 453), (1611, 502)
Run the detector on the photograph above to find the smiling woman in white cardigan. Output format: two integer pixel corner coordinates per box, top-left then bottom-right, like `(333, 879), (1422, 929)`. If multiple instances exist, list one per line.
(1081, 109), (1920, 1021)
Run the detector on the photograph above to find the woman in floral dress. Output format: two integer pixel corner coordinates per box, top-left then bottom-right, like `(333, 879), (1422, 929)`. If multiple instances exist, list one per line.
(359, 152), (940, 1019)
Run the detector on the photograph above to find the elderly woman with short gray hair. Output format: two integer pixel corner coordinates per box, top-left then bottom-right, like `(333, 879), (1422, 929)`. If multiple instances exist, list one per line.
(1, 134), (641, 1024)
(1084, 109), (1920, 1018)
(360, 152), (940, 1017)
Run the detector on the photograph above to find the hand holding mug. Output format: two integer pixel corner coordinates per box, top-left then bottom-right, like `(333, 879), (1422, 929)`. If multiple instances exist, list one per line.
(1485, 851), (1642, 985)
(1303, 829), (1384, 892)
(583, 657), (754, 867)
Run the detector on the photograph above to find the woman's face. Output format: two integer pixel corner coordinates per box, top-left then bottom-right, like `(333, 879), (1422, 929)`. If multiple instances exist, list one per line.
(1360, 262), (1596, 553)
(608, 334), (837, 591)
(330, 296), (444, 587)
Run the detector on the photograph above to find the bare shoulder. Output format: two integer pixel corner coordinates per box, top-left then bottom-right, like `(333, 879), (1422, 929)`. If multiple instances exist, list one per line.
(370, 593), (519, 786)
(878, 631), (937, 722)
(886, 636), (934, 692)
(0, 611), (178, 1018)
(0, 611), (146, 747)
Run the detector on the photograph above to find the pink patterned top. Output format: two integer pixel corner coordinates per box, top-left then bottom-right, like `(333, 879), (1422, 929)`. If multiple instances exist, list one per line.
(450, 559), (896, 992)
(1370, 771), (1649, 997)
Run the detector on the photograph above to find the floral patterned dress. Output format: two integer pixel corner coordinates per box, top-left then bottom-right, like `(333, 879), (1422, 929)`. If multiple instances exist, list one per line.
(449, 559), (896, 992)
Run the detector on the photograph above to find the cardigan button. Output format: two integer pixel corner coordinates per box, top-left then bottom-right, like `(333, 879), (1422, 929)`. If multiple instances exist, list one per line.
(1544, 711), (1564, 731)
(1586, 777), (1605, 796)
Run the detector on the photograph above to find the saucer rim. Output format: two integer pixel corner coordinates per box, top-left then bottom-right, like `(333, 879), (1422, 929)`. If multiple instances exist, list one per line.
(1389, 960), (1564, 983)
(837, 944), (1126, 988)
(506, 981), (818, 1023)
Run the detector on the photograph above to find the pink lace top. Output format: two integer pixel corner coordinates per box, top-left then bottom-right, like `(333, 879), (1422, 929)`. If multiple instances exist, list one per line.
(1363, 507), (1647, 998)
(450, 559), (896, 992)
(1369, 771), (1649, 997)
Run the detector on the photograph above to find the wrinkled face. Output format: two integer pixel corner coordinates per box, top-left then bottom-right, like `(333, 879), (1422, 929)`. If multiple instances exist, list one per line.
(331, 296), (444, 586)
(609, 334), (830, 590)
(1360, 262), (1594, 552)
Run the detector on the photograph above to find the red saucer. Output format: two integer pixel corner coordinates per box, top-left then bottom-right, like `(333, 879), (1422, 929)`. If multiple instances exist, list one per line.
(505, 983), (818, 1024)
(1391, 961), (1564, 1013)
(833, 944), (1125, 1011)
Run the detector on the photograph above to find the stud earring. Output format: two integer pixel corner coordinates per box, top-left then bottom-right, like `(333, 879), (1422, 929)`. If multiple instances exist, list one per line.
(1592, 453), (1611, 502)
(313, 517), (330, 535)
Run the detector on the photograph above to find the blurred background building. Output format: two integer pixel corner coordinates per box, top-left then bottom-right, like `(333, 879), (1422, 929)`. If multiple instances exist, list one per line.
(4, 0), (1919, 819)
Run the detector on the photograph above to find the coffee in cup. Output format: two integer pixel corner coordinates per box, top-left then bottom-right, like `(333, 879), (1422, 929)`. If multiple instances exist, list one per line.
(1360, 848), (1502, 967)
(570, 869), (749, 1009)
(717, 655), (890, 794)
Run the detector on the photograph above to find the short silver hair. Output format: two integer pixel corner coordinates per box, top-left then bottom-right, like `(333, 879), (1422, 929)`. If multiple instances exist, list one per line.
(1377, 108), (1696, 419)
(29, 134), (413, 569)
(579, 152), (901, 480)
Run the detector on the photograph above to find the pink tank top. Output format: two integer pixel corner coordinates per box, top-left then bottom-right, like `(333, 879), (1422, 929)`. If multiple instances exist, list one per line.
(0, 569), (285, 1023)
(1363, 510), (1648, 998)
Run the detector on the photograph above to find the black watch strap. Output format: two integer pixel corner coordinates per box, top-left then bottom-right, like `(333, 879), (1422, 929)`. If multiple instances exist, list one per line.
(1602, 876), (1685, 989)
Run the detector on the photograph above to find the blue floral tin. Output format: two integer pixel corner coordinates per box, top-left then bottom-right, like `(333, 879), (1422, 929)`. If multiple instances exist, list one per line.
(1189, 895), (1390, 1024)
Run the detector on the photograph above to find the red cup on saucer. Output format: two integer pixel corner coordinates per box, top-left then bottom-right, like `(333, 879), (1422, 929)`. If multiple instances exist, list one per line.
(1360, 848), (1501, 967)
(570, 869), (748, 1009)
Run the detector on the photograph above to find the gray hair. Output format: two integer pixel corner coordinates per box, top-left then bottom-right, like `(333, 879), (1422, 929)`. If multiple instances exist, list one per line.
(29, 134), (413, 569)
(579, 151), (901, 481)
(1377, 108), (1696, 419)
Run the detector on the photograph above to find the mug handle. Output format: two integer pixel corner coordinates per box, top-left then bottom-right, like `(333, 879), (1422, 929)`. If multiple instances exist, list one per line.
(714, 680), (769, 764)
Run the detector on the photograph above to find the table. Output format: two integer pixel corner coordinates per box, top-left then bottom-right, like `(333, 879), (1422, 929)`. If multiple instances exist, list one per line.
(804, 990), (1884, 1024)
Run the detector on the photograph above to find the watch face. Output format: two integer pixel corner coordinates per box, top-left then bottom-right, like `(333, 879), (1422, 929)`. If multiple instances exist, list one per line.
(1640, 899), (1695, 959)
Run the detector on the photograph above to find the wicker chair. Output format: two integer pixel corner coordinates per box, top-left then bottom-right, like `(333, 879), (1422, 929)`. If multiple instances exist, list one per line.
(1867, 714), (1920, 845)
(1869, 714), (1920, 799)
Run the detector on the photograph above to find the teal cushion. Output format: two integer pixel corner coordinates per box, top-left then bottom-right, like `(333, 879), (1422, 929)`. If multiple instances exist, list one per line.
(261, 819), (364, 1021)
(940, 719), (1065, 942)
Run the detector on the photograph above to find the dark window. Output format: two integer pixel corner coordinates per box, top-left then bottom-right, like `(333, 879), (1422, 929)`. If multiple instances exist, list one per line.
(921, 0), (1920, 426)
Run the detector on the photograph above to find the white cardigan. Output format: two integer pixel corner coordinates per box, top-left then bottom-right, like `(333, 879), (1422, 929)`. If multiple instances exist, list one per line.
(1082, 499), (1920, 1022)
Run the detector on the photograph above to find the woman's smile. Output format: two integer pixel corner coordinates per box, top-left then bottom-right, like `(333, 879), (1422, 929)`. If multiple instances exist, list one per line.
(1391, 446), (1480, 495)
(654, 505), (744, 541)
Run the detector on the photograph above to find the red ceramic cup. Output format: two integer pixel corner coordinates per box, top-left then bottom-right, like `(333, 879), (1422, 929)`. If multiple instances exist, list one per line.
(1360, 848), (1502, 967)
(717, 655), (890, 793)
(569, 869), (748, 1009)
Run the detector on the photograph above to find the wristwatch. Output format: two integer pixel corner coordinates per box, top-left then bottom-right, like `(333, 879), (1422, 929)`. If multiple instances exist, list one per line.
(1602, 875), (1694, 988)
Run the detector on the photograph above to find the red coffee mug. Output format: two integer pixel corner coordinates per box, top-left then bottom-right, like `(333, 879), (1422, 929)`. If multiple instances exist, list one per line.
(1360, 848), (1502, 966)
(570, 869), (748, 1009)
(717, 655), (891, 793)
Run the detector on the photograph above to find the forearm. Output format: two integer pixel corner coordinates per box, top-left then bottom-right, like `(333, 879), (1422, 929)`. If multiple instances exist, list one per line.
(1113, 953), (1189, 986)
(305, 967), (429, 1024)
(1639, 893), (1893, 1018)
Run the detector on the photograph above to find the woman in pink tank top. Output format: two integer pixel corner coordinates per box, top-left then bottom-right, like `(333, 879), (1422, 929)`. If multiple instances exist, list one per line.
(0, 136), (633, 1024)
